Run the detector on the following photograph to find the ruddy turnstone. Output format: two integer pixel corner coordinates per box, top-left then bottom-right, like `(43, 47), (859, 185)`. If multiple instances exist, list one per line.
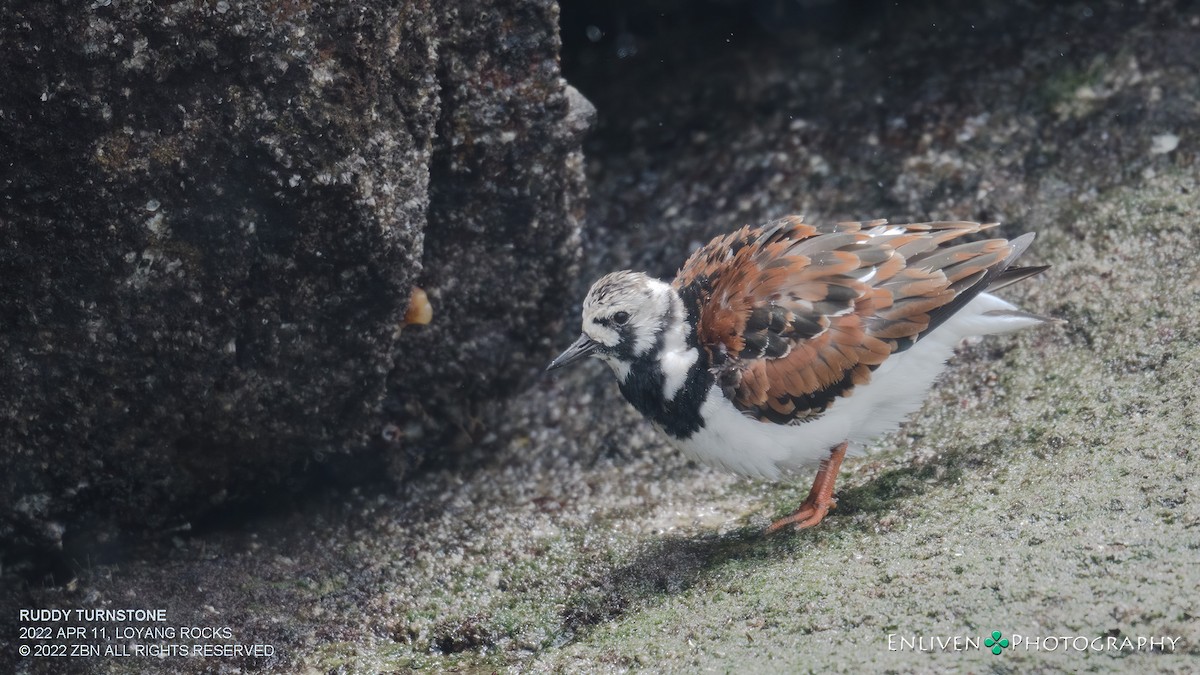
(549, 216), (1055, 532)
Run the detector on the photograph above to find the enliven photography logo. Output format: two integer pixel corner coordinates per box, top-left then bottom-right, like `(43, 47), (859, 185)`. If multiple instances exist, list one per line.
(888, 631), (1182, 655)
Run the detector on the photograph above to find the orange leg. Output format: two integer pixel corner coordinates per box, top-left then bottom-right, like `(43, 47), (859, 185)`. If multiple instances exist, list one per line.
(766, 441), (848, 534)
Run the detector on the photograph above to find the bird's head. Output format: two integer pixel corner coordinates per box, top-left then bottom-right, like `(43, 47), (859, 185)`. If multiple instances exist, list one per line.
(547, 271), (675, 375)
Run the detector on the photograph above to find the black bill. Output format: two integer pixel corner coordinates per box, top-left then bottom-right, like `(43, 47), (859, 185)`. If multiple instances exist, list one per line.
(547, 334), (599, 371)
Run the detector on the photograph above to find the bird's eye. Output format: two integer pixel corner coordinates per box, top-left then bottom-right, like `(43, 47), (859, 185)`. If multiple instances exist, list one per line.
(612, 311), (630, 325)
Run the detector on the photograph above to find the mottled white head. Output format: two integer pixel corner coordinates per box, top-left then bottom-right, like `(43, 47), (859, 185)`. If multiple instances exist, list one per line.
(548, 271), (680, 377)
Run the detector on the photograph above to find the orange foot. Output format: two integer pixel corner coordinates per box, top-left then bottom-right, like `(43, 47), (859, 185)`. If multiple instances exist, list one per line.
(766, 441), (848, 534)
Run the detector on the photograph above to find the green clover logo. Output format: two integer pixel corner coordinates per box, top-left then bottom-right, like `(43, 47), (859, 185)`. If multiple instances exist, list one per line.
(984, 630), (1010, 655)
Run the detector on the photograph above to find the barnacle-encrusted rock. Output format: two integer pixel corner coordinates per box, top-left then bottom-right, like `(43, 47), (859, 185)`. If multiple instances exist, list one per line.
(386, 0), (586, 469)
(0, 0), (585, 565)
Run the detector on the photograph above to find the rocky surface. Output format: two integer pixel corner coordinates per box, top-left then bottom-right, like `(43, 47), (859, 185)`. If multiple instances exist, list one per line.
(3, 0), (1199, 673)
(387, 0), (588, 475)
(0, 0), (583, 565)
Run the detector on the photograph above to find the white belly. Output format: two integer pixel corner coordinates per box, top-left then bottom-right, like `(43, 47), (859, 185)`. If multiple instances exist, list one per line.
(671, 293), (1041, 481)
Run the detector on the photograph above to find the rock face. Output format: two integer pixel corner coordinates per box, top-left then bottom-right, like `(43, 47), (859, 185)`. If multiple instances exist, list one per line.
(0, 0), (584, 563)
(388, 0), (587, 470)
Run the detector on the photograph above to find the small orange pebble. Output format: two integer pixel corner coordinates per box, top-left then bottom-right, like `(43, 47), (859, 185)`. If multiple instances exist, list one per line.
(405, 287), (432, 325)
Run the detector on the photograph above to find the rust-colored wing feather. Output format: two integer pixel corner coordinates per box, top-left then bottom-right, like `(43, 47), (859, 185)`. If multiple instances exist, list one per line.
(672, 216), (1031, 424)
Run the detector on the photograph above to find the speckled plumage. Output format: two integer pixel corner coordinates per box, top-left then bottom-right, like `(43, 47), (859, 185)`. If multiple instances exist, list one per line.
(550, 215), (1055, 531)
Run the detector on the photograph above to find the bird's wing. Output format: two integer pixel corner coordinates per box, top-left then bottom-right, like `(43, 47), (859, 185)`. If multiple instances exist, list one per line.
(672, 215), (1037, 424)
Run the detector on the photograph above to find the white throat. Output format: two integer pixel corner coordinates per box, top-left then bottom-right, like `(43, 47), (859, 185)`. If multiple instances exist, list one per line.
(603, 357), (631, 381)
